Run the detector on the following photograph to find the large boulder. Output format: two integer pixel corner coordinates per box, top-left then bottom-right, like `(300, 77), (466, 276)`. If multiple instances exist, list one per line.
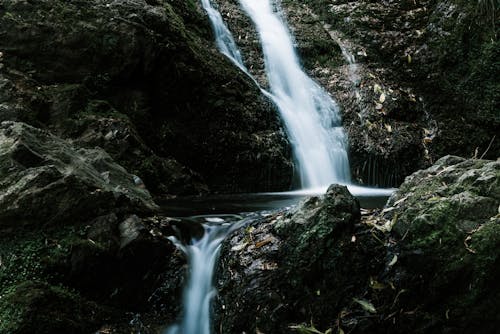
(215, 156), (500, 333)
(0, 121), (186, 332)
(0, 121), (157, 228)
(383, 155), (500, 333)
(215, 185), (386, 333)
(0, 0), (293, 195)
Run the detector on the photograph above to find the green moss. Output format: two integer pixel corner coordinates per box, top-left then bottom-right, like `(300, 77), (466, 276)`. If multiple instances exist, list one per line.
(0, 281), (111, 334)
(0, 225), (119, 333)
(0, 226), (86, 295)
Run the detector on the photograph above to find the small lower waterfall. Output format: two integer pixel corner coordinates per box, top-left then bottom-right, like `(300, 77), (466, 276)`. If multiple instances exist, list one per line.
(165, 224), (230, 334)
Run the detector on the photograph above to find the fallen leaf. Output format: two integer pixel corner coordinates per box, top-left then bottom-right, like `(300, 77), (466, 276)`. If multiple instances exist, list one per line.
(388, 255), (398, 266)
(369, 277), (387, 290)
(379, 93), (386, 103)
(353, 298), (377, 313)
(255, 237), (273, 248)
(231, 242), (248, 251)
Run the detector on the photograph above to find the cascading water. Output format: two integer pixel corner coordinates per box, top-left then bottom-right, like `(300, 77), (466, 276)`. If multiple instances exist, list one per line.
(165, 1), (391, 333)
(165, 222), (232, 334)
(200, 0), (351, 189)
(239, 0), (351, 189)
(199, 0), (247, 72)
(164, 214), (265, 334)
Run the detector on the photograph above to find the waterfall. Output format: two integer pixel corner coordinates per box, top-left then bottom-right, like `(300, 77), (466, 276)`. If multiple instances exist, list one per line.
(238, 0), (350, 189)
(165, 224), (228, 334)
(199, 0), (247, 72)
(200, 0), (350, 189)
(164, 1), (386, 333)
(164, 213), (265, 334)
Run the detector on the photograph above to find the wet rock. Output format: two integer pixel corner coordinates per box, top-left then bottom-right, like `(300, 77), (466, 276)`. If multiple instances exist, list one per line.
(215, 185), (386, 333)
(0, 121), (157, 228)
(381, 155), (500, 333)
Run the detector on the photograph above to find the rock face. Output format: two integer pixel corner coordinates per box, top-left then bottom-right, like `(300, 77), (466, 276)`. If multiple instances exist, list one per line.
(216, 0), (499, 187)
(0, 123), (186, 332)
(0, 0), (293, 195)
(215, 157), (500, 333)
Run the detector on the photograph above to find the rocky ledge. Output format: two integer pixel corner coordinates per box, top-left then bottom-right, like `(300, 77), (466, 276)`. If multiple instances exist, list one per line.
(215, 155), (500, 333)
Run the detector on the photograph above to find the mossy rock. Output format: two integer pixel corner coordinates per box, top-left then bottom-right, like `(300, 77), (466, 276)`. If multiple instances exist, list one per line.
(0, 281), (113, 334)
(215, 185), (385, 333)
(386, 155), (500, 332)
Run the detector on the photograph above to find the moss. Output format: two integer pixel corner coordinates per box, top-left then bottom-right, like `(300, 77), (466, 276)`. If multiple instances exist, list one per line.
(0, 225), (97, 302)
(0, 281), (111, 334)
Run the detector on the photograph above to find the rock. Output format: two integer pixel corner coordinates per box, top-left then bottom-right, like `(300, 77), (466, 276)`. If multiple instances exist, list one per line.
(0, 121), (188, 330)
(0, 121), (157, 228)
(215, 185), (386, 333)
(0, 212), (187, 332)
(215, 157), (500, 333)
(0, 0), (293, 195)
(0, 281), (114, 334)
(382, 155), (500, 333)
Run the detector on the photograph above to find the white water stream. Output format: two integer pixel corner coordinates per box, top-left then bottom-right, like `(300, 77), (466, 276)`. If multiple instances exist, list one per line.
(165, 224), (228, 334)
(199, 0), (247, 72)
(164, 214), (264, 334)
(239, 0), (350, 188)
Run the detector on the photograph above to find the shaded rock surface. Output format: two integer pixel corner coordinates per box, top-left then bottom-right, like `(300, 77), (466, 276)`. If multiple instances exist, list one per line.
(382, 155), (500, 333)
(0, 0), (293, 195)
(216, 0), (499, 187)
(215, 156), (500, 333)
(0, 121), (157, 228)
(0, 124), (186, 332)
(0, 213), (187, 334)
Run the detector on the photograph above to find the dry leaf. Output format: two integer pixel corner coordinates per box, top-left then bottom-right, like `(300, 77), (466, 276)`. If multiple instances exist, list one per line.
(388, 255), (398, 266)
(255, 237), (273, 248)
(379, 93), (386, 103)
(353, 298), (377, 313)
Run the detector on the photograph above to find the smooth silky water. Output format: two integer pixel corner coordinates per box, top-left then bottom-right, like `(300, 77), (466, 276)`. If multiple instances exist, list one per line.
(239, 0), (350, 187)
(165, 1), (394, 333)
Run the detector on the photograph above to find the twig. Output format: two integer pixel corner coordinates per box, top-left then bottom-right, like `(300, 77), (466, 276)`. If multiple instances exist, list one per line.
(480, 135), (496, 159)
